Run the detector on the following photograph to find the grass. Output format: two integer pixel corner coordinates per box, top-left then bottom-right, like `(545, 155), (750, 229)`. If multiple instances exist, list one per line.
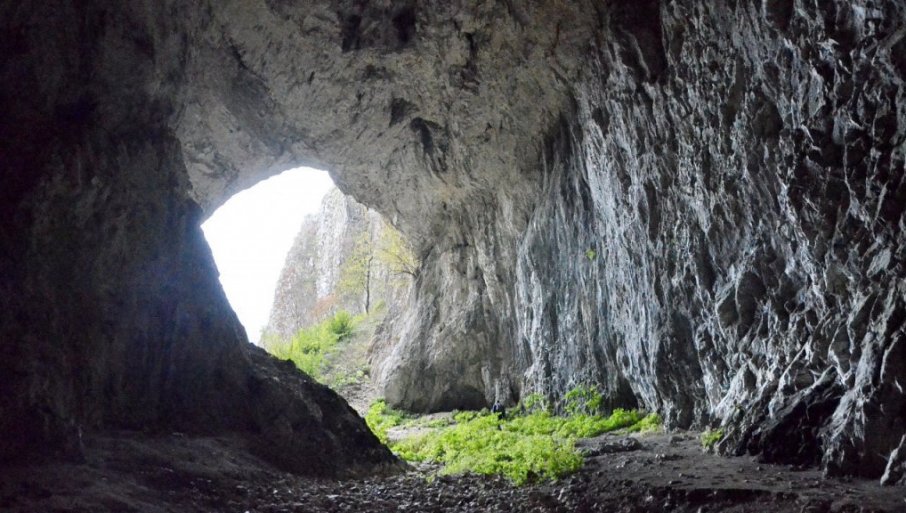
(402, 416), (454, 429)
(701, 429), (724, 449)
(265, 311), (361, 380)
(366, 392), (662, 486)
(393, 411), (584, 485)
(365, 399), (411, 445)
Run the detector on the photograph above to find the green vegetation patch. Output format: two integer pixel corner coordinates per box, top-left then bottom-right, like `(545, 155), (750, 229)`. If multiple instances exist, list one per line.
(393, 411), (583, 486)
(264, 311), (361, 379)
(366, 393), (662, 486)
(624, 411), (663, 433)
(365, 399), (411, 445)
(701, 428), (724, 449)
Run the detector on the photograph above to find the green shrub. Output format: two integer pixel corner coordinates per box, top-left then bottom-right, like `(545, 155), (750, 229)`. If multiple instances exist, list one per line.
(365, 399), (409, 444)
(266, 311), (359, 379)
(401, 416), (454, 430)
(327, 310), (354, 338)
(375, 400), (662, 485)
(624, 412), (663, 433)
(701, 429), (723, 449)
(391, 411), (583, 485)
(520, 393), (551, 414)
(563, 384), (604, 416)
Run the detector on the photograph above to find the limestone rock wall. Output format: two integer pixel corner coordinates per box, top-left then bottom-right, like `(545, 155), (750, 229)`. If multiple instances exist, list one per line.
(2, 0), (905, 482)
(510, 1), (906, 480)
(263, 188), (411, 341)
(374, 0), (906, 480)
(0, 0), (395, 475)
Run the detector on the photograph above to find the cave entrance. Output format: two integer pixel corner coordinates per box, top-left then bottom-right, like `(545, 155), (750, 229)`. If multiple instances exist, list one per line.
(202, 165), (416, 412)
(201, 167), (334, 344)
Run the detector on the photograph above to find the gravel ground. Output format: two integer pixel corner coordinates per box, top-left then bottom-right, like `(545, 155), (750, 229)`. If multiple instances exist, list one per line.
(1, 430), (903, 512)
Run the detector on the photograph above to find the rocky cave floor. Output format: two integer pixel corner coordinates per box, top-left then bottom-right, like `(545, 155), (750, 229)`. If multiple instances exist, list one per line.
(1, 430), (904, 513)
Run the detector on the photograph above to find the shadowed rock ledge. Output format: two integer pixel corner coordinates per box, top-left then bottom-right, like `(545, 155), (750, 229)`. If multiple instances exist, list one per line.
(1, 0), (905, 483)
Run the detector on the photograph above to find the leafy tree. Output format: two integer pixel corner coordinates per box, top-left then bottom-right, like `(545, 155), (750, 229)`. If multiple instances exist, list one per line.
(376, 224), (419, 278)
(338, 222), (419, 313)
(339, 231), (377, 312)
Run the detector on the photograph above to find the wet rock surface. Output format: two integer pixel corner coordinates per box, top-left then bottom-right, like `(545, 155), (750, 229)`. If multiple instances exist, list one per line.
(2, 432), (903, 513)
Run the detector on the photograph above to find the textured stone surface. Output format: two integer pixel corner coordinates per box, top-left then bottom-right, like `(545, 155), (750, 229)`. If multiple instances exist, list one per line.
(881, 435), (906, 486)
(507, 1), (906, 480)
(263, 188), (410, 341)
(0, 0), (396, 476)
(374, 1), (906, 483)
(1, 0), (905, 483)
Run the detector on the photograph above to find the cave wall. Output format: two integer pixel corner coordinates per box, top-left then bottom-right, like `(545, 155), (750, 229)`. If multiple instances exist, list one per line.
(2, 0), (905, 482)
(175, 0), (598, 413)
(512, 2), (906, 480)
(374, 0), (906, 481)
(0, 0), (394, 475)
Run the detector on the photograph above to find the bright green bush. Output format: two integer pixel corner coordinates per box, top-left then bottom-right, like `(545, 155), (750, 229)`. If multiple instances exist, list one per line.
(401, 416), (454, 430)
(373, 394), (663, 485)
(701, 428), (723, 449)
(563, 384), (604, 416)
(391, 411), (583, 485)
(327, 310), (353, 338)
(266, 311), (359, 379)
(452, 410), (484, 423)
(520, 393), (551, 414)
(364, 399), (409, 445)
(624, 412), (663, 433)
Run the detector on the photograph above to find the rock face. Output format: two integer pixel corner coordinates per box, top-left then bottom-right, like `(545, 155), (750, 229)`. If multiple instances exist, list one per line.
(378, 0), (906, 482)
(507, 2), (906, 482)
(1, 0), (904, 483)
(263, 188), (411, 341)
(0, 0), (396, 476)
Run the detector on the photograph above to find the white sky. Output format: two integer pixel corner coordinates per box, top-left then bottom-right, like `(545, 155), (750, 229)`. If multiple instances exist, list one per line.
(201, 167), (335, 343)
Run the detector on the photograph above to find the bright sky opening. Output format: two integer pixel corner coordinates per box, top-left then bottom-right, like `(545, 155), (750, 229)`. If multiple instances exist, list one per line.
(202, 167), (335, 344)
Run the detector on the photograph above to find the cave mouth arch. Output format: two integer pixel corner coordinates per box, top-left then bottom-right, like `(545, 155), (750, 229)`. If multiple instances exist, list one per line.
(201, 167), (335, 344)
(2, 0), (903, 490)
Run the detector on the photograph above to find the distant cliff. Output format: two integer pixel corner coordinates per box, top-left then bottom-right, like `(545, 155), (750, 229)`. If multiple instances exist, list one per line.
(263, 188), (413, 342)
